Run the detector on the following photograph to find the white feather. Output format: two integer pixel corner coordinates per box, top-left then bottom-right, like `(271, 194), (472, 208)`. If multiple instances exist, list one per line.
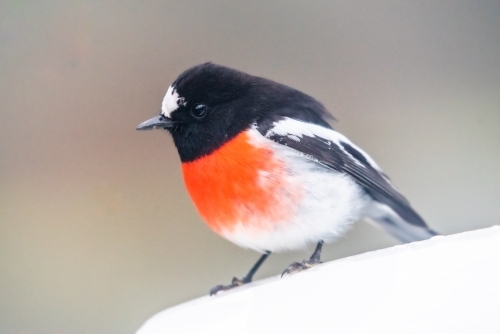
(365, 201), (435, 242)
(161, 85), (186, 117)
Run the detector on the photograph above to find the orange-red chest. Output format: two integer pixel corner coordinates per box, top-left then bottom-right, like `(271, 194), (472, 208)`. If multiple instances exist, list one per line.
(181, 131), (298, 234)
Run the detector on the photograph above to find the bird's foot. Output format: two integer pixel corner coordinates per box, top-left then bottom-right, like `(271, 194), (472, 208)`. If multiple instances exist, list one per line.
(281, 259), (322, 277)
(210, 252), (271, 296)
(209, 277), (248, 296)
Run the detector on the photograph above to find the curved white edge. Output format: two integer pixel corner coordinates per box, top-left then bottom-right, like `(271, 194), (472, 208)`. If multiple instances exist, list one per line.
(137, 226), (500, 334)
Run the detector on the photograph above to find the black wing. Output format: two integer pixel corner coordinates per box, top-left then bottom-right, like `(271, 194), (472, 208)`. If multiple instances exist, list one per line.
(257, 116), (431, 230)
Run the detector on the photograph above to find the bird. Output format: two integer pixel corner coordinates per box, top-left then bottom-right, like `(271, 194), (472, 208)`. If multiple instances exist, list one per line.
(137, 62), (437, 295)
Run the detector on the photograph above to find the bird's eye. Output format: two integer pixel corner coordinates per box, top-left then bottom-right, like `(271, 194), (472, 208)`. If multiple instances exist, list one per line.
(191, 104), (208, 119)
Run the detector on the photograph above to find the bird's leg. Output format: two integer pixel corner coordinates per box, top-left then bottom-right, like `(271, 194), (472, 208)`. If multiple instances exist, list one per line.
(210, 251), (270, 295)
(282, 240), (324, 276)
(308, 240), (324, 263)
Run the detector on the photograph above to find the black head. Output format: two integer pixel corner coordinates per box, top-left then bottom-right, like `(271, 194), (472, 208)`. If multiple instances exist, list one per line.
(137, 63), (333, 162)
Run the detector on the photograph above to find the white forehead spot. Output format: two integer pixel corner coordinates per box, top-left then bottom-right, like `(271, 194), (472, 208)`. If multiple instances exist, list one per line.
(161, 85), (186, 117)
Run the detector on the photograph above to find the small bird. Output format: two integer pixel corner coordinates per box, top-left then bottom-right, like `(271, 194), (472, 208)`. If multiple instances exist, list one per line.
(137, 63), (437, 295)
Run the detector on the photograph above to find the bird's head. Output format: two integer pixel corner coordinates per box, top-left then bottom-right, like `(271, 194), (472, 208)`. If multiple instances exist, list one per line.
(137, 63), (331, 162)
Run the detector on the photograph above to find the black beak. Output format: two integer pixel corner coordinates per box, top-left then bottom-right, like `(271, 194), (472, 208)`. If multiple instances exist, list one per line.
(136, 115), (173, 130)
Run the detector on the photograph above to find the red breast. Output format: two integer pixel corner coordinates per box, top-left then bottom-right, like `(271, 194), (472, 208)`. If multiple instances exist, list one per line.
(182, 130), (301, 234)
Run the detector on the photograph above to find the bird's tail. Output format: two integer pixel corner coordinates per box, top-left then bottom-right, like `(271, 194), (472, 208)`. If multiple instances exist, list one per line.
(366, 201), (438, 243)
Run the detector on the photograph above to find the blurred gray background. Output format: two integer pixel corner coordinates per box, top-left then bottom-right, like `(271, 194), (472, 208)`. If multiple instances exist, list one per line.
(1, 1), (499, 333)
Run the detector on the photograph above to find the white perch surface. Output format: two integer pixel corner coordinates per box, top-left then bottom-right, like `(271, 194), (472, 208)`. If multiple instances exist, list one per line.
(137, 227), (500, 334)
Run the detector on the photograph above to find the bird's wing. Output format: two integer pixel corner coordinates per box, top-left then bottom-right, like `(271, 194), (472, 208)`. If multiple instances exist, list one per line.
(256, 116), (436, 241)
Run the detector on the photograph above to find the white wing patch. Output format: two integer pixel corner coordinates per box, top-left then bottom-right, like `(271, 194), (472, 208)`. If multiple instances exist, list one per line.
(266, 117), (382, 171)
(161, 85), (187, 117)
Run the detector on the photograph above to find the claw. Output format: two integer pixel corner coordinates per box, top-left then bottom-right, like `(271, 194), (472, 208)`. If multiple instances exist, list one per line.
(282, 241), (324, 277)
(209, 252), (271, 296)
(281, 259), (322, 277)
(209, 277), (247, 295)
